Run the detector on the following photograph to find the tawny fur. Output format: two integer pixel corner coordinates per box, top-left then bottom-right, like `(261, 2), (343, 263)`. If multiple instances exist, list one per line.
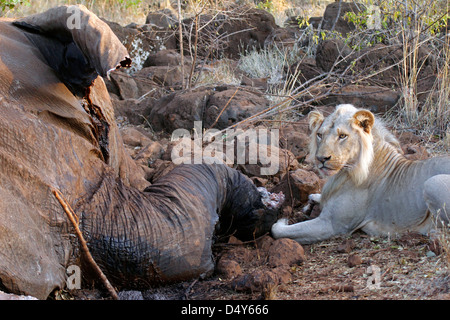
(272, 104), (450, 244)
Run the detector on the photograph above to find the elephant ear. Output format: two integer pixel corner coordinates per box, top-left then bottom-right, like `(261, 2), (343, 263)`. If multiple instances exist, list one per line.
(12, 4), (131, 96)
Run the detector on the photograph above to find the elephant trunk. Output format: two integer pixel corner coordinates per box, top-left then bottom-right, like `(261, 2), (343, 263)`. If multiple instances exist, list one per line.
(77, 164), (278, 289)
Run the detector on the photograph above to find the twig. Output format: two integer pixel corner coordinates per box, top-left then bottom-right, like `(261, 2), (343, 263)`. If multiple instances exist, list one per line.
(330, 0), (343, 33)
(52, 188), (119, 300)
(208, 86), (239, 129)
(184, 279), (198, 300)
(177, 0), (185, 89)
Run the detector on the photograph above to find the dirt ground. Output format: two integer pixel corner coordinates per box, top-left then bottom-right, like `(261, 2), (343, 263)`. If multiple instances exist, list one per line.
(65, 227), (450, 301)
(190, 233), (449, 300)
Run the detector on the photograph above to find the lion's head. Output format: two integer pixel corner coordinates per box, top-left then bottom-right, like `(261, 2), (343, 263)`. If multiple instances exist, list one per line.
(307, 104), (375, 185)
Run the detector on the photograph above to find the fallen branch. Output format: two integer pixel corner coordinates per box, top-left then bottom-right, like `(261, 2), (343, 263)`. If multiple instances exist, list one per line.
(208, 86), (239, 129)
(52, 188), (119, 300)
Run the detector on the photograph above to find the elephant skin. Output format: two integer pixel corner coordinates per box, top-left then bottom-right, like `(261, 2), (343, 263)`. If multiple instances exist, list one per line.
(0, 5), (278, 299)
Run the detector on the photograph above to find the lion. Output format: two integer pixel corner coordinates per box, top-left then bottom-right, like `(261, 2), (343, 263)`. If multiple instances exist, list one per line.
(271, 104), (450, 244)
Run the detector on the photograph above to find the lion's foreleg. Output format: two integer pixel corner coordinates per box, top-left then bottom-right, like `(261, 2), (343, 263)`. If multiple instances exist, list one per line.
(271, 215), (335, 244)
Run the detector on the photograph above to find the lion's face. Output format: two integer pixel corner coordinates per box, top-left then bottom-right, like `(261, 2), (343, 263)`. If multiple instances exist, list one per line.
(308, 104), (375, 185)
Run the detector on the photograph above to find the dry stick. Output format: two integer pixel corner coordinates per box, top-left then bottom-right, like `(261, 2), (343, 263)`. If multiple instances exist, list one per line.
(177, 0), (185, 89)
(208, 86), (239, 129)
(188, 13), (199, 90)
(330, 0), (343, 33)
(52, 188), (119, 300)
(215, 77), (336, 135)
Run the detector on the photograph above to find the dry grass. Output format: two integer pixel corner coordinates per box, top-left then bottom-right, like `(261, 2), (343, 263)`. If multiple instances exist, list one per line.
(3, 0), (148, 25)
(4, 0), (330, 25)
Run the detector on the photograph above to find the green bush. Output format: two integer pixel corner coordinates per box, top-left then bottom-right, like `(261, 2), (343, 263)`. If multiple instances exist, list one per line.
(0, 0), (29, 16)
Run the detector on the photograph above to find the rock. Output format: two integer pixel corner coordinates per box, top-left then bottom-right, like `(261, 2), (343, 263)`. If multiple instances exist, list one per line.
(403, 144), (430, 160)
(143, 49), (192, 68)
(227, 235), (243, 245)
(135, 65), (186, 88)
(353, 44), (403, 86)
(353, 44), (437, 93)
(120, 127), (153, 148)
(308, 17), (323, 28)
(103, 19), (176, 73)
(396, 131), (424, 145)
(220, 246), (255, 266)
(321, 1), (365, 36)
(231, 269), (279, 293)
(256, 234), (275, 252)
(315, 39), (353, 72)
(279, 124), (310, 160)
(109, 70), (139, 100)
(271, 267), (292, 284)
(237, 146), (299, 178)
(182, 8), (277, 59)
(264, 27), (303, 50)
(347, 254), (362, 267)
(112, 99), (150, 126)
(267, 238), (305, 267)
(146, 159), (177, 183)
(148, 88), (212, 132)
(240, 75), (269, 91)
(134, 141), (164, 165)
(148, 87), (269, 132)
(205, 88), (269, 129)
(216, 259), (242, 279)
(337, 239), (356, 253)
(251, 176), (268, 187)
(321, 85), (400, 113)
(288, 57), (323, 86)
(270, 168), (322, 208)
(145, 9), (177, 28)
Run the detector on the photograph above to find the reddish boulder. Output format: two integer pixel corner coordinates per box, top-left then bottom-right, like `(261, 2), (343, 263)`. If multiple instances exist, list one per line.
(181, 8), (277, 59)
(231, 269), (279, 293)
(267, 238), (306, 267)
(321, 1), (365, 36)
(315, 39), (353, 72)
(270, 168), (322, 208)
(147, 87), (269, 132)
(216, 258), (242, 279)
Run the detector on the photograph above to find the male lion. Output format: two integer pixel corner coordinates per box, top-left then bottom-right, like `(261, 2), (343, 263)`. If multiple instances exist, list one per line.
(272, 104), (450, 244)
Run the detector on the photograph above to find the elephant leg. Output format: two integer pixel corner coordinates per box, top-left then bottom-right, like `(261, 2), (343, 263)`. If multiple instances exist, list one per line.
(424, 174), (450, 226)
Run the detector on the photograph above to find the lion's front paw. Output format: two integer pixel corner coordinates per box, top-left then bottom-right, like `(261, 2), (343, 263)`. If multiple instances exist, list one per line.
(303, 193), (321, 214)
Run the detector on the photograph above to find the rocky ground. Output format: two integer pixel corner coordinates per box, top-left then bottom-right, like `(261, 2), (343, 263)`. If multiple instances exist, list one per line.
(54, 1), (450, 300)
(61, 230), (449, 300)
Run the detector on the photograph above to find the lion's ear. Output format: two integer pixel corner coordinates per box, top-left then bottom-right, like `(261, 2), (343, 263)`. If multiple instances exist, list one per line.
(353, 110), (375, 134)
(308, 110), (324, 131)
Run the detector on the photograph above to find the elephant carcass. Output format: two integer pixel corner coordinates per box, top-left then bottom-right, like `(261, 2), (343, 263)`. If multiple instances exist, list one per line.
(0, 6), (279, 299)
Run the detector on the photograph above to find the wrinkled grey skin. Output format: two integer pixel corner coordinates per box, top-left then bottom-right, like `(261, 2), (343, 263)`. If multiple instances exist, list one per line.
(0, 6), (278, 299)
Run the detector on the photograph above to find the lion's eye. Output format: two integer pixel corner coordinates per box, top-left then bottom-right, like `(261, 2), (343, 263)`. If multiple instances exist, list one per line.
(339, 133), (348, 140)
(317, 133), (323, 140)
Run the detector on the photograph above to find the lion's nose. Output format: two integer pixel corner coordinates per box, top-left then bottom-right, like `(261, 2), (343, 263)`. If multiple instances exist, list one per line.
(317, 156), (331, 164)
